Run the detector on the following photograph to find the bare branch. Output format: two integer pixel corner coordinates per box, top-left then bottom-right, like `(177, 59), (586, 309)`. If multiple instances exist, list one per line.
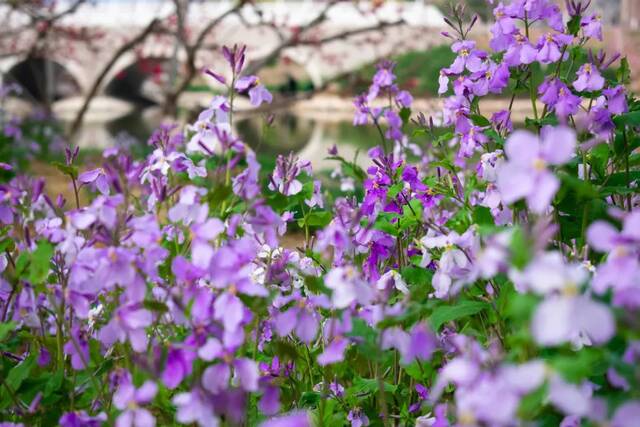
(68, 18), (163, 138)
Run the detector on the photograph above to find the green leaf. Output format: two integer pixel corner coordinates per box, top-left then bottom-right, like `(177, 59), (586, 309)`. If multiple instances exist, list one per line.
(304, 211), (332, 227)
(0, 322), (16, 342)
(400, 107), (412, 125)
(567, 15), (581, 36)
(28, 241), (53, 284)
(299, 391), (321, 408)
(6, 354), (36, 390)
(613, 111), (640, 127)
(429, 300), (489, 330)
(43, 369), (64, 398)
(616, 57), (631, 85)
(51, 162), (78, 179)
(351, 377), (397, 396)
(470, 114), (491, 127)
(472, 206), (494, 226)
(14, 252), (29, 278)
(346, 318), (380, 360)
(550, 348), (606, 382)
(0, 239), (14, 253)
(509, 227), (531, 270)
(142, 299), (169, 314)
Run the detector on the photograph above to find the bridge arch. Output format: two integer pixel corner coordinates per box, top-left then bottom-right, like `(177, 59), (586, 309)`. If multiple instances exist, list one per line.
(103, 55), (173, 105)
(1, 56), (83, 104)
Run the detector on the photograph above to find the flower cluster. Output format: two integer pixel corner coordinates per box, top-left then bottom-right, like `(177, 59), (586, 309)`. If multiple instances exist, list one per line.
(1, 1), (640, 426)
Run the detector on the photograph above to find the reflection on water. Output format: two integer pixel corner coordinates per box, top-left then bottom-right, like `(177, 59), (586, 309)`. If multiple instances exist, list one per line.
(74, 106), (381, 171)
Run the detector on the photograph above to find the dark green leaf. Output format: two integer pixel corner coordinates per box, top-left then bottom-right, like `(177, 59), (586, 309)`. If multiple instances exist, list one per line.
(143, 299), (169, 314)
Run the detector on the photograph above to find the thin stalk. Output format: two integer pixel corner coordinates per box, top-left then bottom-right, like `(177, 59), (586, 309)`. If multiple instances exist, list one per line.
(622, 127), (632, 211)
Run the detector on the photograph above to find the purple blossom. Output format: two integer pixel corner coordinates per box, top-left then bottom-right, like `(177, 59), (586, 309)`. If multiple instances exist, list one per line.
(535, 32), (573, 64)
(447, 40), (487, 75)
(603, 85), (628, 114)
(538, 78), (581, 119)
(113, 372), (157, 427)
(99, 305), (152, 353)
(268, 153), (311, 196)
(79, 168), (110, 195)
(172, 388), (219, 427)
(59, 411), (107, 427)
(234, 76), (273, 107)
(573, 63), (605, 92)
(497, 127), (576, 213)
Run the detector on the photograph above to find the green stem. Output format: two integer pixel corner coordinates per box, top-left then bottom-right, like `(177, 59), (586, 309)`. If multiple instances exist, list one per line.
(622, 127), (632, 211)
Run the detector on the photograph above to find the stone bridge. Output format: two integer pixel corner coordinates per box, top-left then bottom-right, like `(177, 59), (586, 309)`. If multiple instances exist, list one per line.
(0, 0), (445, 110)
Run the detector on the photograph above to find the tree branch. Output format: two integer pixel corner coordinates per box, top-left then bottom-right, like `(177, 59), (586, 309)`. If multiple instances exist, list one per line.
(68, 18), (162, 138)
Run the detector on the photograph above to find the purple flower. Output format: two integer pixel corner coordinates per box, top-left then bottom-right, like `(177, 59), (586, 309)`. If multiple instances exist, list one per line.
(172, 388), (219, 427)
(64, 326), (90, 370)
(603, 85), (628, 114)
(79, 168), (110, 195)
(347, 408), (369, 427)
(395, 90), (413, 108)
(447, 40), (486, 75)
(532, 293), (614, 347)
(268, 153), (311, 196)
(324, 266), (374, 309)
(581, 13), (603, 40)
(162, 346), (196, 389)
(198, 336), (259, 392)
(535, 32), (573, 64)
(99, 305), (152, 353)
(59, 411), (107, 427)
(260, 411), (310, 427)
(235, 76), (273, 107)
(587, 212), (640, 307)
(409, 384), (429, 413)
(113, 373), (157, 427)
(305, 180), (324, 208)
(496, 127), (576, 213)
(538, 78), (581, 119)
(612, 401), (640, 427)
(233, 151), (261, 200)
(548, 375), (593, 417)
(573, 63), (605, 92)
(503, 32), (538, 66)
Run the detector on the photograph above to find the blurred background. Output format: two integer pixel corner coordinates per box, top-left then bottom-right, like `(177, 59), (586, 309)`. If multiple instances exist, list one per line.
(0, 0), (638, 174)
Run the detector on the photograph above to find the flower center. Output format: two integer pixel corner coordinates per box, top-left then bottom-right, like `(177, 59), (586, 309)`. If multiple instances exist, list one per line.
(613, 245), (628, 258)
(460, 49), (469, 57)
(532, 158), (546, 171)
(562, 282), (578, 297)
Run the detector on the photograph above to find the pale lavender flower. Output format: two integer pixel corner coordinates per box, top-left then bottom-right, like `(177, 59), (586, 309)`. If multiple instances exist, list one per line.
(172, 388), (219, 427)
(496, 127), (576, 213)
(113, 373), (157, 427)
